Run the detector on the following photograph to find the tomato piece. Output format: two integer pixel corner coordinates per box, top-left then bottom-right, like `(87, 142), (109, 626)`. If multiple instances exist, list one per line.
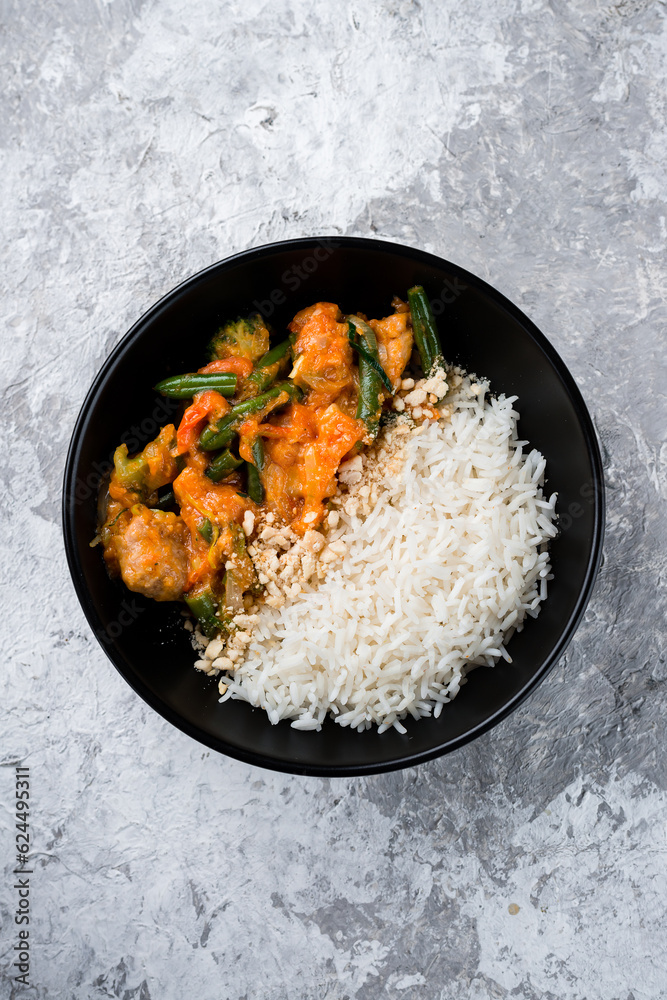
(198, 357), (254, 378)
(176, 390), (230, 456)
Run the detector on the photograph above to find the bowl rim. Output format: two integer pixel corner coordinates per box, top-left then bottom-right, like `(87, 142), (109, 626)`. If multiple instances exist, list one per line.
(62, 235), (605, 776)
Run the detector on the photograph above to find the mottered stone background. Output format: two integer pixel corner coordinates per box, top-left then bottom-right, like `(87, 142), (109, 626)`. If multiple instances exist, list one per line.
(1, 1), (666, 997)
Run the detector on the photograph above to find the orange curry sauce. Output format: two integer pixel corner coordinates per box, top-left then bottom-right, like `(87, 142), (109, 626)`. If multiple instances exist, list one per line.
(99, 300), (412, 612)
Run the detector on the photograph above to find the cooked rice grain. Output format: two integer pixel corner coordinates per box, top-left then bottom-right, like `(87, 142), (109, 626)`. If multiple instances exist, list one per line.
(219, 375), (557, 732)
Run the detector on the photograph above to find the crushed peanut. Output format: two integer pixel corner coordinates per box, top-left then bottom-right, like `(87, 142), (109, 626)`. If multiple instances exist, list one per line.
(191, 366), (464, 680)
(242, 509), (255, 537)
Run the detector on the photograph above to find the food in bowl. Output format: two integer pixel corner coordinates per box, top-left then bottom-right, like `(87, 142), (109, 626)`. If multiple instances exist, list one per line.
(95, 288), (557, 732)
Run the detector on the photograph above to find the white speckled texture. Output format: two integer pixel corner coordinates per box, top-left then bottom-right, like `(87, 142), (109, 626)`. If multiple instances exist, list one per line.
(1, 1), (666, 997)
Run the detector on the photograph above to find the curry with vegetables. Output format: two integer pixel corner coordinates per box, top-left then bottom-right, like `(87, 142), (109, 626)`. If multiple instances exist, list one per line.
(97, 287), (444, 639)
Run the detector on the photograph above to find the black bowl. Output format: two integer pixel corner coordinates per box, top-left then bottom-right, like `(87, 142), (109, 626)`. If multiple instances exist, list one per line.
(63, 237), (604, 776)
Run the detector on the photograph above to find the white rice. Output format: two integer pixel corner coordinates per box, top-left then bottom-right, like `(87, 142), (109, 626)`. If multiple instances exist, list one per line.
(219, 374), (557, 732)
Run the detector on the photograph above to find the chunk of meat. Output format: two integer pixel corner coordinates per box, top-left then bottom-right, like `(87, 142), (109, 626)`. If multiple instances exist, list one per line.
(288, 302), (355, 406)
(173, 465), (248, 529)
(172, 464), (251, 589)
(257, 401), (365, 532)
(112, 506), (189, 602)
(369, 310), (413, 388)
(292, 403), (366, 532)
(255, 403), (316, 524)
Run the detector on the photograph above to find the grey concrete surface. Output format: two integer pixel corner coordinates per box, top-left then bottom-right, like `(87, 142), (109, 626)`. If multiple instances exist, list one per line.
(1, 1), (666, 997)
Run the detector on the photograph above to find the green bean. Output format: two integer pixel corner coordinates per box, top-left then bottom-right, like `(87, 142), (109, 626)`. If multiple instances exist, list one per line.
(185, 589), (221, 638)
(242, 339), (292, 398)
(347, 318), (393, 393)
(199, 382), (301, 452)
(245, 438), (265, 504)
(348, 316), (386, 442)
(407, 285), (444, 377)
(154, 372), (237, 399)
(197, 518), (214, 544)
(205, 449), (243, 483)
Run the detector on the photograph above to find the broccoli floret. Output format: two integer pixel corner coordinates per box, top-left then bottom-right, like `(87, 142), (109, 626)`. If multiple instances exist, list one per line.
(207, 314), (271, 362)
